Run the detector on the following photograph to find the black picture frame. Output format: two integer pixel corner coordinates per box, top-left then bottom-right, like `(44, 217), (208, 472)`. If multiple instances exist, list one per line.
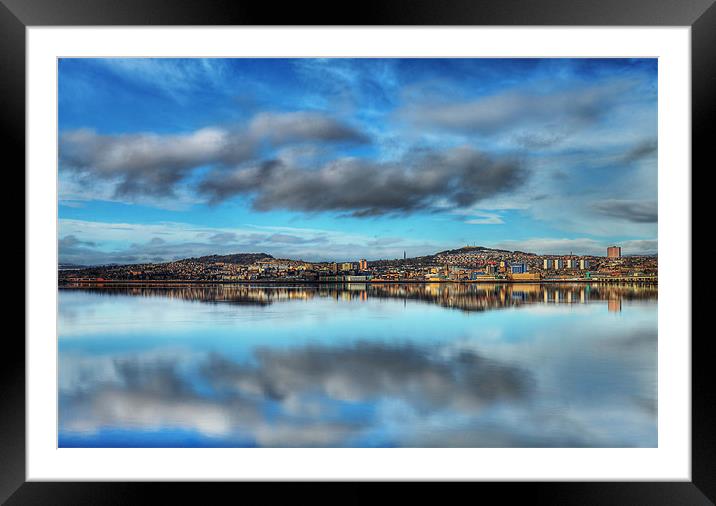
(3, 0), (712, 503)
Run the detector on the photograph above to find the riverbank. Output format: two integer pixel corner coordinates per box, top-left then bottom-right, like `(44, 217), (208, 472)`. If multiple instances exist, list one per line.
(59, 277), (657, 286)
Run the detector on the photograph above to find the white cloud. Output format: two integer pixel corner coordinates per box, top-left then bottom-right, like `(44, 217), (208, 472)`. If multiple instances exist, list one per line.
(96, 58), (232, 101)
(491, 237), (657, 256)
(58, 219), (449, 265)
(451, 209), (505, 225)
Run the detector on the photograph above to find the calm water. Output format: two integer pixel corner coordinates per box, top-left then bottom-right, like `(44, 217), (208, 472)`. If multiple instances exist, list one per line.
(58, 283), (657, 448)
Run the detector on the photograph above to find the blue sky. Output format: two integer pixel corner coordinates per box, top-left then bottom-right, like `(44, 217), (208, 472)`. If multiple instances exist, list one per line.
(58, 58), (658, 265)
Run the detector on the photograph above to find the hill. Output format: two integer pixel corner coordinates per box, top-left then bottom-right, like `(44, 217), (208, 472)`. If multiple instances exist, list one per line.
(434, 245), (516, 256)
(186, 253), (274, 264)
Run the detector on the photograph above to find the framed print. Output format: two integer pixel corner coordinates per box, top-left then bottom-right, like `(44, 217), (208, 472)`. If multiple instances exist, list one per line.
(4, 0), (713, 503)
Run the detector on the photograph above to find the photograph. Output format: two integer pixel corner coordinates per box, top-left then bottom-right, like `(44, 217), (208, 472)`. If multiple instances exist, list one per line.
(57, 57), (658, 449)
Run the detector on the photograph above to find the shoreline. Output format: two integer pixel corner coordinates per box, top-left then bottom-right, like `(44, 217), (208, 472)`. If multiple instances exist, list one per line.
(58, 278), (657, 286)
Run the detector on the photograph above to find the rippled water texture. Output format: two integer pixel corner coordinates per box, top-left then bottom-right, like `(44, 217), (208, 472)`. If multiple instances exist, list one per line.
(58, 283), (657, 447)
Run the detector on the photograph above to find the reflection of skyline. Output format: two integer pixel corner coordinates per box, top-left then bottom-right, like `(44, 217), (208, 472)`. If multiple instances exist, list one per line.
(59, 283), (657, 448)
(608, 298), (623, 312)
(60, 282), (656, 314)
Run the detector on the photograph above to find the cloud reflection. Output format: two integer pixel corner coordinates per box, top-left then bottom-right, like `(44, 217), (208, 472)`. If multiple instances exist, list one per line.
(58, 284), (657, 447)
(204, 343), (530, 411)
(60, 325), (656, 447)
(60, 342), (532, 447)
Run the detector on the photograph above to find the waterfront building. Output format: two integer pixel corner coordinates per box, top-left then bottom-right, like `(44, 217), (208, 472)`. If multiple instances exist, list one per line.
(543, 258), (553, 269)
(511, 272), (541, 281)
(359, 259), (368, 270)
(555, 259), (564, 269)
(580, 259), (590, 270)
(510, 262), (528, 274)
(344, 275), (372, 282)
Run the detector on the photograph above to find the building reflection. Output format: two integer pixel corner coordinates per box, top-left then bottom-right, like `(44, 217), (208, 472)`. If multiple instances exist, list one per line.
(608, 298), (622, 313)
(60, 282), (655, 314)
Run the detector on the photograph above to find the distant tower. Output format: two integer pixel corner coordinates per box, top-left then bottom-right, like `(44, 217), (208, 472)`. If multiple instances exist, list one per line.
(607, 246), (622, 258)
(404, 251), (406, 260)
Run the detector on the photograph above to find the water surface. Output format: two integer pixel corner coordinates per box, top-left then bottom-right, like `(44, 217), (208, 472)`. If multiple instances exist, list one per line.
(58, 283), (657, 447)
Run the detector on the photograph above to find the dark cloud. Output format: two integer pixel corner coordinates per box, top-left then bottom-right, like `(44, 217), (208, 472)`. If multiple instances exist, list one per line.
(398, 80), (636, 135)
(208, 232), (239, 244)
(58, 230), (332, 266)
(367, 237), (403, 247)
(59, 235), (229, 266)
(65, 242), (227, 266)
(60, 127), (254, 197)
(59, 112), (367, 198)
(59, 234), (96, 249)
(204, 342), (530, 411)
(620, 239), (658, 255)
(621, 139), (657, 163)
(514, 131), (567, 149)
(591, 199), (657, 223)
(199, 147), (527, 216)
(59, 235), (106, 265)
(114, 357), (189, 396)
(265, 233), (327, 245)
(249, 112), (368, 144)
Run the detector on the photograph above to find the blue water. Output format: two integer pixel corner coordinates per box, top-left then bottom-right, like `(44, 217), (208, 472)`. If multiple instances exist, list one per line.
(58, 283), (657, 447)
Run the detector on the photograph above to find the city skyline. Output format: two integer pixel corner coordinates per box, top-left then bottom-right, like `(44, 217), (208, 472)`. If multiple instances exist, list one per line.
(59, 242), (644, 268)
(59, 58), (658, 265)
